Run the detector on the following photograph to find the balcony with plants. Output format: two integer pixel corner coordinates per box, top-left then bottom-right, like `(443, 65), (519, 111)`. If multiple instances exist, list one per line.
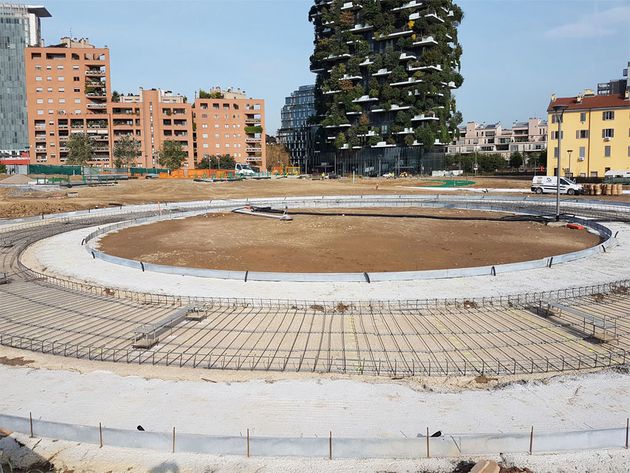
(310, 0), (464, 151)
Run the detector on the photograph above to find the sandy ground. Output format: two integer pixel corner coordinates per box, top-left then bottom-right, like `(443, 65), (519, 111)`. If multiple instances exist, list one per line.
(1, 352), (629, 437)
(98, 208), (600, 272)
(2, 177), (628, 219)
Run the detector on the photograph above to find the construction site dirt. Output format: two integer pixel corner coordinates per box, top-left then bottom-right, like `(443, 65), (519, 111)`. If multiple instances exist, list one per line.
(2, 177), (628, 219)
(98, 208), (601, 273)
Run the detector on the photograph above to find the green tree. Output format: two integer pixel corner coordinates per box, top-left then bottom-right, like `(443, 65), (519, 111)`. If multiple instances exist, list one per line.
(111, 90), (120, 102)
(197, 154), (235, 170)
(509, 151), (523, 169)
(0, 164), (6, 174)
(158, 140), (187, 170)
(113, 135), (141, 168)
(335, 132), (347, 149)
(66, 133), (94, 166)
(266, 143), (291, 171)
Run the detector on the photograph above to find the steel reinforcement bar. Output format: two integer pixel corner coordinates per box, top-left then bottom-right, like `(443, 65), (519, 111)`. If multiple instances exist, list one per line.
(0, 332), (627, 377)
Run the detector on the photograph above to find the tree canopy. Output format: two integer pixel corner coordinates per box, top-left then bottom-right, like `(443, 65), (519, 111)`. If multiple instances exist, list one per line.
(266, 143), (291, 171)
(197, 154), (236, 170)
(66, 133), (94, 166)
(113, 135), (141, 168)
(158, 140), (187, 170)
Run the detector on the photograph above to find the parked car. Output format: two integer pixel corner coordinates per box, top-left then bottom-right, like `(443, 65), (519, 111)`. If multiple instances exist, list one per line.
(235, 163), (256, 177)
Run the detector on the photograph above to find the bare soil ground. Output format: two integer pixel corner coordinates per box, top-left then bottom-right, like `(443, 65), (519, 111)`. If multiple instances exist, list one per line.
(2, 177), (628, 219)
(99, 208), (600, 272)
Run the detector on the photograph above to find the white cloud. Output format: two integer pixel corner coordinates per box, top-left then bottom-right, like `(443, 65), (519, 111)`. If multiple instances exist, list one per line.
(546, 5), (630, 39)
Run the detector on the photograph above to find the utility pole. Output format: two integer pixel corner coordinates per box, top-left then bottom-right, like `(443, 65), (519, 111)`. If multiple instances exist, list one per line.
(552, 103), (568, 221)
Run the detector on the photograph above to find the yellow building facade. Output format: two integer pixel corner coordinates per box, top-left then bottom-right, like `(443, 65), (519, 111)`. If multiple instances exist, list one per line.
(546, 92), (629, 178)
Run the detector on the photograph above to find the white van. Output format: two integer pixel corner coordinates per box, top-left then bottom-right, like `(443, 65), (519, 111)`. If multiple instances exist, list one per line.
(531, 176), (583, 195)
(604, 170), (630, 179)
(235, 163), (256, 177)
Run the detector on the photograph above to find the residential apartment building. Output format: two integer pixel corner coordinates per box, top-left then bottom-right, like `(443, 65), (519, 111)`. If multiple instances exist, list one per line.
(194, 88), (266, 169)
(110, 88), (194, 169)
(23, 35), (265, 169)
(309, 0), (464, 175)
(278, 84), (316, 172)
(547, 90), (630, 178)
(448, 118), (547, 158)
(0, 3), (50, 158)
(25, 37), (111, 164)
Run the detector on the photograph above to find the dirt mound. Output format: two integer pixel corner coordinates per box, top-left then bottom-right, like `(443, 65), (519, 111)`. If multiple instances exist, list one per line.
(0, 174), (31, 184)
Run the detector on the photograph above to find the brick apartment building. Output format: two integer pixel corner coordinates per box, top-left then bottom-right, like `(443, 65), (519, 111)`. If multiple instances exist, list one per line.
(25, 37), (111, 165)
(110, 88), (194, 169)
(194, 87), (266, 170)
(24, 39), (264, 169)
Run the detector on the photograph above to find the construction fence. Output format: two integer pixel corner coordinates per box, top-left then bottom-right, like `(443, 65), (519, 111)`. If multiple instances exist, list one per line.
(0, 414), (628, 459)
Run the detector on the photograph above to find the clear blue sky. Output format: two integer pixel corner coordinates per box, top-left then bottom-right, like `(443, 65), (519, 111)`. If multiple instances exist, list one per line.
(33, 0), (630, 132)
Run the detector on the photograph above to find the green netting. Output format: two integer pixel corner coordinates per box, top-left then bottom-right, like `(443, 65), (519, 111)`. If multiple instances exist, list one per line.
(129, 167), (168, 175)
(28, 164), (83, 176)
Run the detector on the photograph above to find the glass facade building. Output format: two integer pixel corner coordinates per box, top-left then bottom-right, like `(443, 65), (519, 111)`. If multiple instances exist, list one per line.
(278, 84), (316, 172)
(0, 4), (49, 157)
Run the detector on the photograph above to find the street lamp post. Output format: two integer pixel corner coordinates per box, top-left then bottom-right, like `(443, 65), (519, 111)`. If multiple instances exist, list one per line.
(567, 149), (573, 178)
(552, 104), (568, 221)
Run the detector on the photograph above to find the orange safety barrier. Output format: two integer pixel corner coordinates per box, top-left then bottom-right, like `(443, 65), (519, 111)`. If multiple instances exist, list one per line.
(158, 169), (236, 179)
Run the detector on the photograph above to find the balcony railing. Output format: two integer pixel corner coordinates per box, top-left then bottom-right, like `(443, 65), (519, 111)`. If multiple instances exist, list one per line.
(85, 70), (106, 77)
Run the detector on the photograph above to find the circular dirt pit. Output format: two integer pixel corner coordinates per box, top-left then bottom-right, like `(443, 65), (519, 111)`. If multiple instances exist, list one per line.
(98, 208), (602, 273)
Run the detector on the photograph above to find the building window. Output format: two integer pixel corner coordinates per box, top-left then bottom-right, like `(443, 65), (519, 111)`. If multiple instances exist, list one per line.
(551, 131), (563, 140)
(628, 146), (630, 157)
(580, 112), (587, 122)
(576, 130), (588, 139)
(604, 146), (611, 157)
(36, 99), (43, 104)
(603, 111), (615, 121)
(35, 76), (42, 81)
(602, 129), (614, 139)
(579, 146), (585, 159)
(554, 147), (559, 158)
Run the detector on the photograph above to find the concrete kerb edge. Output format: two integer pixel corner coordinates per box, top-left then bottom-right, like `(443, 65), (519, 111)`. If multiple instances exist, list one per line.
(80, 196), (618, 283)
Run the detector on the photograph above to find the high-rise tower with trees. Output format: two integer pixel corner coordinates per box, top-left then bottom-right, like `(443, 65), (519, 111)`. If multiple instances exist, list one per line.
(309, 0), (463, 175)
